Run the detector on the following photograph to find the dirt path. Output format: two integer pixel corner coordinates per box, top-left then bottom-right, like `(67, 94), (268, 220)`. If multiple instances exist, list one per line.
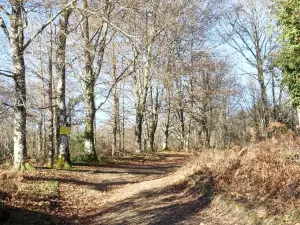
(55, 154), (187, 222)
(1, 152), (263, 225)
(1, 152), (192, 225)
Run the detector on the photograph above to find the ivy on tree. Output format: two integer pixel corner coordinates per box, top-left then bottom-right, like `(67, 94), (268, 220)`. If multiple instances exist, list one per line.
(275, 0), (300, 109)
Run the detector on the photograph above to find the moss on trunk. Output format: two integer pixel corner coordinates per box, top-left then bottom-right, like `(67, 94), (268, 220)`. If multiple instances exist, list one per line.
(14, 162), (36, 171)
(47, 160), (54, 169)
(55, 155), (71, 169)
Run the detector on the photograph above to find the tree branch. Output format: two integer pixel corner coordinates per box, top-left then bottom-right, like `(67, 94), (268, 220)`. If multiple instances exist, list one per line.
(23, 0), (76, 50)
(0, 5), (10, 16)
(80, 7), (141, 53)
(0, 70), (15, 78)
(0, 16), (10, 41)
(95, 53), (139, 111)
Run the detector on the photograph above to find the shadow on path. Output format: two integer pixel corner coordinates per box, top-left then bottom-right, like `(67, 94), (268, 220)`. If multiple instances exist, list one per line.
(2, 206), (69, 225)
(79, 175), (214, 225)
(24, 176), (136, 192)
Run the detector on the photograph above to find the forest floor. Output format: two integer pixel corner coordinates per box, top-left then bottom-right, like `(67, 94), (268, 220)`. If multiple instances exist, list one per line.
(0, 152), (204, 225)
(1, 142), (300, 225)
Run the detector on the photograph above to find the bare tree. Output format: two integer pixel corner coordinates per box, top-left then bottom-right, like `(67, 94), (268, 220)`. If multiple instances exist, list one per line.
(0, 0), (74, 170)
(218, 0), (278, 131)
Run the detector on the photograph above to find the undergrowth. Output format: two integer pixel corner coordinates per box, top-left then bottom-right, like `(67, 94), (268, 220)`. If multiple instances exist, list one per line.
(188, 131), (300, 220)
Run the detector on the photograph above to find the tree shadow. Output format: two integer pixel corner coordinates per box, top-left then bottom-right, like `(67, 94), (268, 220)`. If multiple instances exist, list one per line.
(52, 168), (167, 175)
(79, 176), (214, 225)
(87, 170), (165, 175)
(43, 164), (181, 176)
(80, 192), (212, 225)
(2, 205), (69, 225)
(71, 162), (181, 170)
(24, 176), (136, 192)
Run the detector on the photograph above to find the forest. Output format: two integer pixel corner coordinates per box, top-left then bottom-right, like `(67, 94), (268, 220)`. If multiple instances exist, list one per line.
(0, 0), (300, 224)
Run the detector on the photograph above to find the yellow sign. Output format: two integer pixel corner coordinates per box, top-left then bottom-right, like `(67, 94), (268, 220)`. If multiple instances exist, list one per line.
(60, 126), (71, 135)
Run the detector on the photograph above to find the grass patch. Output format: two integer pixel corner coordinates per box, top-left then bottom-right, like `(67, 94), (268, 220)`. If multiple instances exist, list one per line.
(10, 180), (60, 212)
(21, 181), (59, 200)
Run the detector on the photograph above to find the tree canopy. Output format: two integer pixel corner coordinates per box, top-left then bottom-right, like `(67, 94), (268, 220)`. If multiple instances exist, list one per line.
(275, 0), (300, 109)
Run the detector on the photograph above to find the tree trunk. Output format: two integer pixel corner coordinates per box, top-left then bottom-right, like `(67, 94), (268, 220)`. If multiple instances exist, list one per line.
(55, 1), (71, 168)
(82, 0), (110, 160)
(297, 108), (300, 127)
(10, 0), (33, 170)
(135, 112), (143, 153)
(162, 106), (170, 151)
(148, 86), (159, 152)
(112, 44), (120, 156)
(84, 87), (96, 160)
(38, 40), (47, 159)
(271, 73), (277, 121)
(162, 129), (169, 150)
(177, 79), (185, 150)
(82, 0), (97, 161)
(162, 85), (171, 151)
(184, 121), (191, 151)
(48, 22), (55, 168)
(257, 62), (269, 128)
(134, 45), (152, 153)
(122, 79), (125, 153)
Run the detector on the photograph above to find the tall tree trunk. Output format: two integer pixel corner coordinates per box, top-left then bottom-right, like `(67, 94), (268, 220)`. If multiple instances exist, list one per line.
(257, 62), (269, 128)
(176, 79), (185, 149)
(162, 51), (173, 151)
(48, 21), (55, 168)
(10, 0), (33, 170)
(134, 43), (152, 153)
(112, 43), (120, 156)
(148, 86), (160, 152)
(55, 1), (71, 168)
(38, 82), (46, 159)
(82, 0), (97, 161)
(82, 0), (110, 160)
(122, 79), (125, 153)
(84, 86), (96, 160)
(54, 89), (59, 157)
(38, 39), (47, 159)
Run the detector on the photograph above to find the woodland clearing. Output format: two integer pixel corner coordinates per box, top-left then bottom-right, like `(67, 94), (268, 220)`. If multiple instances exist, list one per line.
(1, 134), (300, 225)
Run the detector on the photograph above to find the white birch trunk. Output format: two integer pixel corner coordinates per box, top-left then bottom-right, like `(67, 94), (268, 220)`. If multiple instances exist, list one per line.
(55, 0), (71, 168)
(10, 0), (29, 170)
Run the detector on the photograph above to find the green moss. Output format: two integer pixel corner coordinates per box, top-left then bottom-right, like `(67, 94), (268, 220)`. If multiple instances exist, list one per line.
(14, 162), (36, 171)
(24, 162), (36, 171)
(55, 155), (72, 169)
(47, 161), (53, 169)
(161, 147), (170, 151)
(64, 161), (72, 169)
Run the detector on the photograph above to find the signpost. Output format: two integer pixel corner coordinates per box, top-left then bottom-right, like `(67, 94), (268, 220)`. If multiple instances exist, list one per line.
(60, 126), (71, 135)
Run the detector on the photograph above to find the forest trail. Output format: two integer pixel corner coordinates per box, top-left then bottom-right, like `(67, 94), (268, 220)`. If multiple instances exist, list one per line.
(2, 152), (210, 225)
(1, 151), (272, 225)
